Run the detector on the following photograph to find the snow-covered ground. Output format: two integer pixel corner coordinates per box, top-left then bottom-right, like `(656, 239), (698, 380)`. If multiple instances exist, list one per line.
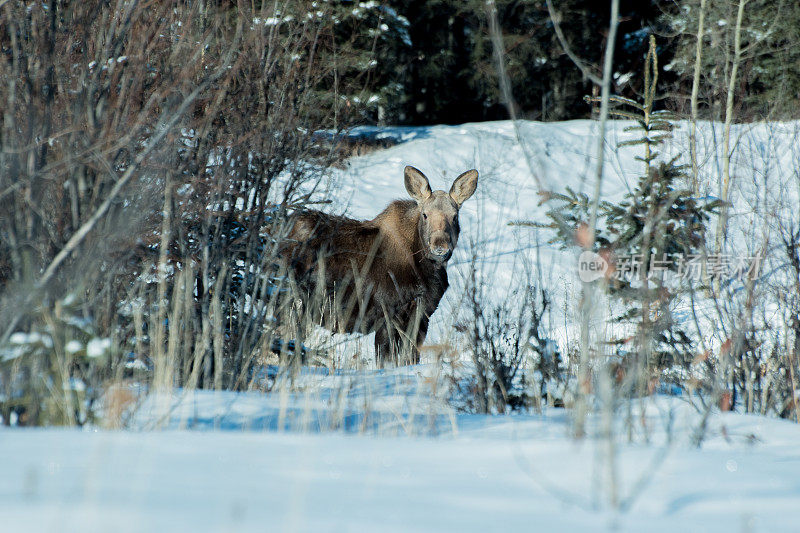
(4, 119), (800, 531)
(3, 397), (800, 532)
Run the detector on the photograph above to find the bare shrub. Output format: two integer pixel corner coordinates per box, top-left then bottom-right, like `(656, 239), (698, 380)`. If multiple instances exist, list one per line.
(0, 1), (373, 425)
(455, 248), (560, 414)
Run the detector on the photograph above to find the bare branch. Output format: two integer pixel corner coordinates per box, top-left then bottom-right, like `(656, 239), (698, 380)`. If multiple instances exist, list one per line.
(574, 0), (620, 440)
(545, 0), (603, 86)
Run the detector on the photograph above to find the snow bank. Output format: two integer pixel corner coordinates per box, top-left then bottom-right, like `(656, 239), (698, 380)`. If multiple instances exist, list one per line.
(2, 396), (800, 532)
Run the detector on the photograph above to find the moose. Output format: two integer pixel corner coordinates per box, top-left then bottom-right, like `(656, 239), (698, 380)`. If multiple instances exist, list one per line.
(281, 166), (479, 365)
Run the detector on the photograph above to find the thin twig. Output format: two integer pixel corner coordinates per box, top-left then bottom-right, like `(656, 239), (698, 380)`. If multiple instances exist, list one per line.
(545, 0), (603, 86)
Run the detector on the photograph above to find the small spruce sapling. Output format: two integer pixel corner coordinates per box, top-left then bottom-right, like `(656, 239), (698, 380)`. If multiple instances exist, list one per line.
(525, 37), (720, 390)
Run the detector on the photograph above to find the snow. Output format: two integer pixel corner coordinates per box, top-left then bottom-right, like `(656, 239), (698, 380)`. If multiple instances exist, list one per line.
(4, 118), (800, 530)
(9, 332), (53, 348)
(2, 396), (800, 532)
(86, 338), (112, 358)
(129, 365), (454, 434)
(65, 340), (82, 354)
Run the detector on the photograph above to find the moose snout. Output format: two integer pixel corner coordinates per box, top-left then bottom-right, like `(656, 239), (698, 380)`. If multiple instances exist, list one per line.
(429, 233), (451, 258)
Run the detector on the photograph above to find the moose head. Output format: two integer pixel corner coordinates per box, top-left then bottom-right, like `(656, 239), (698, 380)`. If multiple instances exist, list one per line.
(404, 166), (479, 263)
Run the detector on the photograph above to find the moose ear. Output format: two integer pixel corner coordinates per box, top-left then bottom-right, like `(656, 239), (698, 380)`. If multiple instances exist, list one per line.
(404, 166), (432, 202)
(449, 169), (479, 206)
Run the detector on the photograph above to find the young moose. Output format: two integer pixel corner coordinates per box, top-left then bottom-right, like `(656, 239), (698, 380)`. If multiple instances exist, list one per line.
(283, 166), (478, 365)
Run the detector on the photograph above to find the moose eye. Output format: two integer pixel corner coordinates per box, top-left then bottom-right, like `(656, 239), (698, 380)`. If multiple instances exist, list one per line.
(422, 213), (427, 220)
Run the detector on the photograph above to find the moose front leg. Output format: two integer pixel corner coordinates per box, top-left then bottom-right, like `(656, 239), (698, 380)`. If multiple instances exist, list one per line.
(374, 324), (399, 367)
(374, 299), (429, 366)
(402, 297), (431, 365)
(374, 323), (423, 366)
(412, 313), (429, 364)
(394, 302), (429, 365)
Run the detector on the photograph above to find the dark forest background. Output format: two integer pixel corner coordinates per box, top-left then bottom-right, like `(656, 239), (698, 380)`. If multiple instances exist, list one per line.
(320, 0), (800, 125)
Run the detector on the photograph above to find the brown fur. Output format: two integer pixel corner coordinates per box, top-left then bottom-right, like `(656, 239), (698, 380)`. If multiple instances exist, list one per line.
(281, 166), (478, 364)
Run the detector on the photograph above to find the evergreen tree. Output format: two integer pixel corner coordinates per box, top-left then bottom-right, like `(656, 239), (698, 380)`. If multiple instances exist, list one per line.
(660, 0), (800, 119)
(528, 37), (719, 387)
(381, 0), (669, 125)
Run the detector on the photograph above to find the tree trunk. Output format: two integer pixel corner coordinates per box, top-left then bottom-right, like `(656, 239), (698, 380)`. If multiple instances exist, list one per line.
(690, 0), (708, 193)
(715, 0), (749, 253)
